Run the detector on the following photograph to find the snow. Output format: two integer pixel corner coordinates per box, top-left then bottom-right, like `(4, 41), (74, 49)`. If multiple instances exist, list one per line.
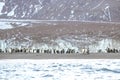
(0, 59), (120, 80)
(11, 22), (31, 26)
(33, 5), (43, 14)
(0, 2), (4, 15)
(7, 5), (18, 17)
(59, 4), (63, 8)
(0, 22), (13, 29)
(89, 39), (120, 53)
(0, 20), (32, 29)
(0, 40), (7, 51)
(104, 5), (111, 21)
(71, 10), (74, 14)
(21, 12), (26, 18)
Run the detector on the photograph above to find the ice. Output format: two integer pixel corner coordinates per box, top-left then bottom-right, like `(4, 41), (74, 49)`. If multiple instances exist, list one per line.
(0, 2), (4, 15)
(0, 59), (120, 80)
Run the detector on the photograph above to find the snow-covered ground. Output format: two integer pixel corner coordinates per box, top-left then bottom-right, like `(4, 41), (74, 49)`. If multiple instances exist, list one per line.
(0, 22), (13, 29)
(0, 59), (120, 80)
(0, 21), (31, 29)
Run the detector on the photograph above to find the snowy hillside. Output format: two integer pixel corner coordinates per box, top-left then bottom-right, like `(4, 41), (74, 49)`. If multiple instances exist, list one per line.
(0, 0), (120, 22)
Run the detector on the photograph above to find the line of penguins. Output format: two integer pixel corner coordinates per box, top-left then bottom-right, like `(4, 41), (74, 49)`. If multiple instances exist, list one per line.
(0, 47), (119, 54)
(0, 48), (89, 54)
(105, 47), (120, 53)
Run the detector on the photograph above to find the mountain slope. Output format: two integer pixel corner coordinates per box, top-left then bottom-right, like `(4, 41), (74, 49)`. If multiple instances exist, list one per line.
(0, 0), (120, 22)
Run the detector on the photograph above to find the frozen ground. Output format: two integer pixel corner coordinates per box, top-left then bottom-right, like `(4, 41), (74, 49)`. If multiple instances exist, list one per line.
(0, 59), (120, 80)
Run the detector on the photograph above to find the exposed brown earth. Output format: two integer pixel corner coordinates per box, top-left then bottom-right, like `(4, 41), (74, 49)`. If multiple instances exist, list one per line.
(0, 21), (120, 41)
(1, 53), (120, 59)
